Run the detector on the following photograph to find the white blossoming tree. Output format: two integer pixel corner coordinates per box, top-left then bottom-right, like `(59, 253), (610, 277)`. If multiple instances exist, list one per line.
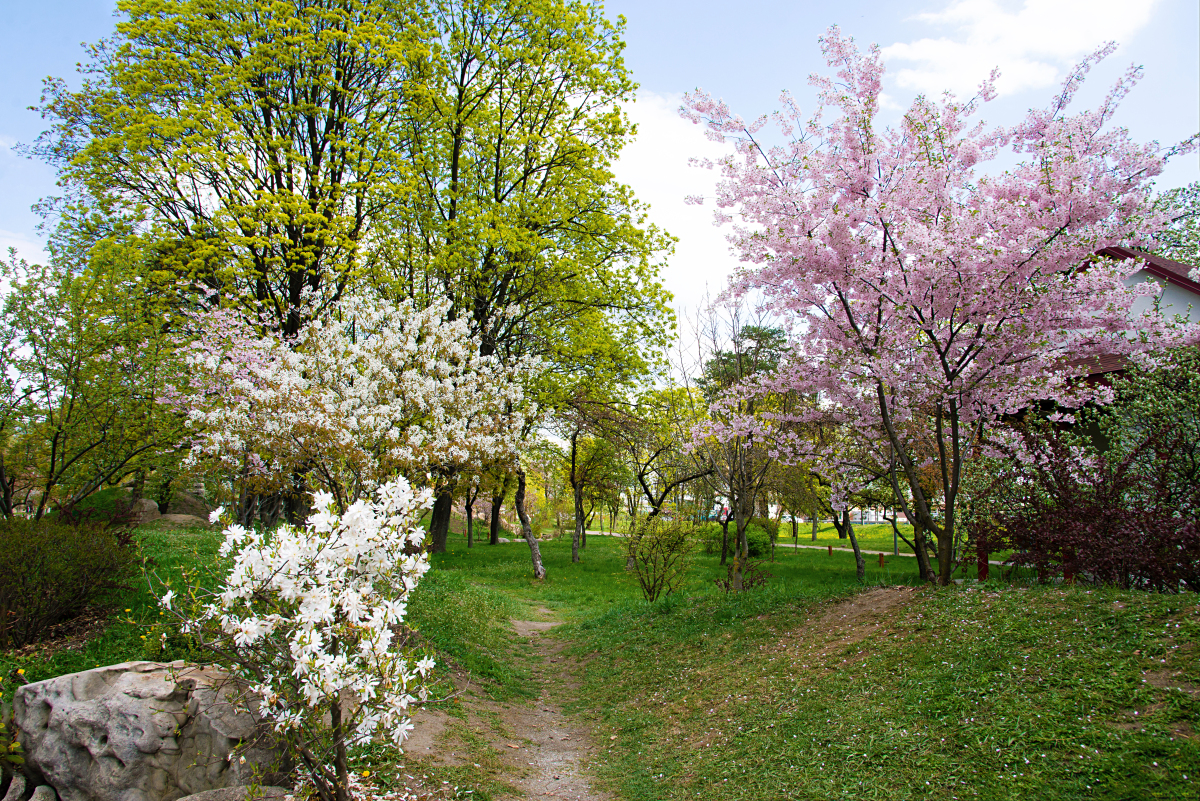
(181, 295), (536, 524)
(162, 295), (541, 801)
(163, 480), (433, 801)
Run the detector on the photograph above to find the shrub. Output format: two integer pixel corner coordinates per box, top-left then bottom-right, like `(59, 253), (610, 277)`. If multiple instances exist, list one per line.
(0, 518), (135, 649)
(753, 517), (780, 544)
(965, 422), (1200, 591)
(162, 481), (436, 801)
(714, 559), (773, 593)
(627, 515), (695, 602)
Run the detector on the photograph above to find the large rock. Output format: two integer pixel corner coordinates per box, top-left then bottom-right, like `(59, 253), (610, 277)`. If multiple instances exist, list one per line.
(165, 492), (212, 520)
(176, 788), (289, 801)
(130, 498), (162, 524)
(15, 661), (291, 801)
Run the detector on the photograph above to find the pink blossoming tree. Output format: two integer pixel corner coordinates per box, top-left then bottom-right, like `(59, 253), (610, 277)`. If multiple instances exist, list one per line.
(683, 28), (1198, 584)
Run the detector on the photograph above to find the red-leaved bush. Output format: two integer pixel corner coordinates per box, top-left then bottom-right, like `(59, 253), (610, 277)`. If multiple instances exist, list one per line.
(968, 424), (1200, 592)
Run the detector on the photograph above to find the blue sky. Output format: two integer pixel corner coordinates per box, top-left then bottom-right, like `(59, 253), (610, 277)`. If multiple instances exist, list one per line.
(1, 0), (1196, 310)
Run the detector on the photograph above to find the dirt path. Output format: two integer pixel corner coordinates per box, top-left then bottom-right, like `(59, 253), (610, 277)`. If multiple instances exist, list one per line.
(497, 614), (610, 800)
(403, 610), (611, 801)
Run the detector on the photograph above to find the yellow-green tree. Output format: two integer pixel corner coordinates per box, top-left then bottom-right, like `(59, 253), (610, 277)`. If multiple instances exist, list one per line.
(34, 0), (425, 335)
(1, 245), (185, 518)
(386, 0), (674, 550)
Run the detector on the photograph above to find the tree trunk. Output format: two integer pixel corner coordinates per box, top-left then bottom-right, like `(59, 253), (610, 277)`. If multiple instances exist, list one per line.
(913, 521), (937, 583)
(733, 506), (749, 592)
(329, 662), (350, 801)
(812, 500), (819, 541)
(259, 493), (283, 529)
(428, 488), (453, 553)
(844, 510), (865, 582)
(489, 490), (503, 544)
(720, 515), (730, 566)
(466, 494), (474, 548)
(937, 522), (954, 586)
(515, 469), (545, 579)
(791, 516), (798, 546)
(0, 457), (14, 519)
(572, 484), (583, 563)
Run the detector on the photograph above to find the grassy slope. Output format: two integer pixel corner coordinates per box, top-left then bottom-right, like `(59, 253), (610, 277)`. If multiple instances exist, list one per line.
(6, 525), (1198, 801)
(565, 581), (1200, 800)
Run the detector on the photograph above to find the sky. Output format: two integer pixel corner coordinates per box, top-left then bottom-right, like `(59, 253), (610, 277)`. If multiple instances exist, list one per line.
(0, 0), (1196, 315)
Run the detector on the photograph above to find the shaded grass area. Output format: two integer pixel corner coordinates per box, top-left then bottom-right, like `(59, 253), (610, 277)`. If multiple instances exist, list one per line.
(563, 582), (1200, 801)
(0, 527), (223, 683)
(1, 526), (529, 700)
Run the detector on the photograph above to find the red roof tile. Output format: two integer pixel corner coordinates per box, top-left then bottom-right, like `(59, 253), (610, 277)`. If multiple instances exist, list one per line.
(1097, 246), (1200, 295)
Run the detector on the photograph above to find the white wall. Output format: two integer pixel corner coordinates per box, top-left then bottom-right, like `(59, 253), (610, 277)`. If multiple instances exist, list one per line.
(1125, 270), (1200, 324)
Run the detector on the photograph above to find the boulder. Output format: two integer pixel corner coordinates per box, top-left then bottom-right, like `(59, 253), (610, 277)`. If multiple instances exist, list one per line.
(165, 492), (212, 520)
(131, 498), (162, 524)
(15, 661), (291, 801)
(2, 774), (25, 801)
(176, 787), (290, 801)
(159, 514), (211, 528)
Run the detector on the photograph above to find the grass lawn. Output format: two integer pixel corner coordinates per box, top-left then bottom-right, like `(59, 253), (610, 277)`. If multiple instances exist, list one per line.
(5, 524), (1197, 801)
(792, 521), (917, 554)
(434, 534), (1200, 801)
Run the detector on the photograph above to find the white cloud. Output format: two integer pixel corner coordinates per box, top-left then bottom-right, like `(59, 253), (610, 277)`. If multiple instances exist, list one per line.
(613, 91), (740, 317)
(882, 0), (1159, 97)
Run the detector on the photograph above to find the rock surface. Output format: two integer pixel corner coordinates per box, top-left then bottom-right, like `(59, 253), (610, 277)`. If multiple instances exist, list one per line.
(175, 787), (290, 801)
(15, 661), (290, 801)
(130, 498), (162, 523)
(2, 774), (26, 801)
(165, 492), (212, 519)
(29, 787), (57, 801)
(158, 514), (211, 528)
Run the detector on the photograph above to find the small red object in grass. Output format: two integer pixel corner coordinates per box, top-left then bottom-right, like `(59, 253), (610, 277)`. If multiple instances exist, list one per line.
(879, 553), (885, 568)
(827, 545), (832, 556)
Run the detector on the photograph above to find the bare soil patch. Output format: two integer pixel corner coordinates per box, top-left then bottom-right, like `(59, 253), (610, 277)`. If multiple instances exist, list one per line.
(769, 586), (923, 674)
(403, 608), (611, 800)
(5, 605), (113, 658)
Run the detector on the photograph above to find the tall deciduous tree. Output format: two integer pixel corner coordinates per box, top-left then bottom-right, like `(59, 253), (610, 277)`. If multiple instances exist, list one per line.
(34, 0), (425, 335)
(684, 28), (1198, 585)
(1, 247), (184, 518)
(386, 0), (674, 550)
(692, 312), (787, 586)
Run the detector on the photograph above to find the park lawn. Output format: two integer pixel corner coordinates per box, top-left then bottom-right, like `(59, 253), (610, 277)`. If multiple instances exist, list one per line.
(432, 534), (1200, 800)
(560, 581), (1200, 801)
(7, 524), (1197, 801)
(796, 521), (917, 554)
(430, 532), (923, 619)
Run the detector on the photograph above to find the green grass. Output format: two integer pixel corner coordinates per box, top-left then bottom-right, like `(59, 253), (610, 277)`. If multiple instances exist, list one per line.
(430, 533), (921, 619)
(793, 521), (918, 553)
(0, 526), (223, 683)
(562, 584), (1200, 801)
(7, 522), (1197, 801)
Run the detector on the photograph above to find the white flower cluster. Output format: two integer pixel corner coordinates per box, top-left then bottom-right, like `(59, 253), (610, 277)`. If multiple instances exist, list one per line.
(172, 478), (435, 748)
(184, 296), (536, 502)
